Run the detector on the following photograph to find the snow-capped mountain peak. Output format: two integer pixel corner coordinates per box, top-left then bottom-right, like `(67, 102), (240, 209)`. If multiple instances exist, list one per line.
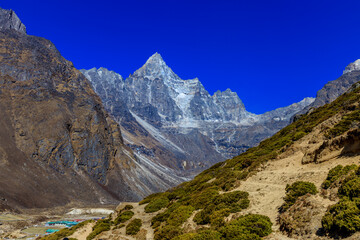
(146, 52), (165, 64)
(82, 53), (316, 162)
(343, 59), (360, 74)
(134, 52), (181, 81)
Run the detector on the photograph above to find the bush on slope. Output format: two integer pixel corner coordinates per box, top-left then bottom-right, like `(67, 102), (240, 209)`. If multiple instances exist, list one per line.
(322, 165), (360, 237)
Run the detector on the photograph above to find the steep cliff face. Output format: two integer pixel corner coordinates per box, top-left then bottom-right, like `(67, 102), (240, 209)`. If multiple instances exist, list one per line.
(81, 53), (314, 177)
(0, 8), (182, 209)
(127, 53), (251, 124)
(82, 65), (224, 177)
(212, 88), (247, 122)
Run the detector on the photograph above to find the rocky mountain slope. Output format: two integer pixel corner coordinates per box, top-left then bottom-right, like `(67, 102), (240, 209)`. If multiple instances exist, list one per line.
(295, 60), (360, 118)
(0, 8), (186, 210)
(81, 54), (314, 179)
(66, 73), (360, 240)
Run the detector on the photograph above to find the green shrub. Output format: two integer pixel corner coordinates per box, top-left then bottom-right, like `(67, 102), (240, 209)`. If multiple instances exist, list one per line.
(322, 165), (344, 189)
(280, 181), (317, 212)
(151, 211), (170, 228)
(171, 230), (222, 240)
(235, 170), (249, 180)
(229, 214), (272, 237)
(86, 219), (111, 240)
(209, 208), (230, 228)
(167, 188), (186, 201)
(293, 131), (306, 141)
(123, 204), (134, 210)
(167, 205), (194, 226)
(192, 230), (222, 240)
(322, 165), (357, 189)
(114, 210), (134, 225)
(172, 233), (197, 240)
(327, 110), (360, 137)
(145, 196), (170, 213)
(322, 164), (360, 237)
(211, 169), (244, 191)
(339, 177), (360, 200)
(193, 191), (249, 227)
(193, 207), (213, 225)
(151, 202), (182, 228)
(322, 199), (360, 237)
(190, 187), (219, 209)
(220, 225), (261, 240)
(114, 223), (125, 229)
(219, 214), (272, 239)
(140, 192), (167, 205)
(126, 218), (142, 235)
(214, 191), (249, 212)
(154, 225), (182, 240)
(40, 228), (73, 240)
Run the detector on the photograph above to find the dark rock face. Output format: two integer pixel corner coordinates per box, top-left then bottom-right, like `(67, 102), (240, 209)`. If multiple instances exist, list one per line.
(0, 8), (26, 34)
(0, 13), (184, 209)
(81, 53), (314, 177)
(213, 89), (247, 121)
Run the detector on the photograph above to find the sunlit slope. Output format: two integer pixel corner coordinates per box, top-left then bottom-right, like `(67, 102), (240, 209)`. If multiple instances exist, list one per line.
(68, 83), (360, 239)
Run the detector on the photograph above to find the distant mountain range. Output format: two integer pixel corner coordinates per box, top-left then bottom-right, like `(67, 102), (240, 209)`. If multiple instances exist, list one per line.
(82, 53), (360, 189)
(83, 60), (360, 240)
(81, 53), (315, 180)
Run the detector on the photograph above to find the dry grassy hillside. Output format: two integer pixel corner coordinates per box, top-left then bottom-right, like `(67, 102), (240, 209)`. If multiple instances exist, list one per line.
(46, 83), (360, 239)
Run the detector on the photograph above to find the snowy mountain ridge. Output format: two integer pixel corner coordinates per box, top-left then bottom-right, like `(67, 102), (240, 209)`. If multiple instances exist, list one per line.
(80, 53), (315, 180)
(83, 53), (312, 128)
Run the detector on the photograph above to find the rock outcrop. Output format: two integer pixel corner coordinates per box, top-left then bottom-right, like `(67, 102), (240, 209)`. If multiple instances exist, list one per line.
(0, 8), (26, 34)
(294, 60), (360, 119)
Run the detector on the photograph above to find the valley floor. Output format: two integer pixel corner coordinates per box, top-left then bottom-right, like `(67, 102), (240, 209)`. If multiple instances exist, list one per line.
(0, 206), (116, 239)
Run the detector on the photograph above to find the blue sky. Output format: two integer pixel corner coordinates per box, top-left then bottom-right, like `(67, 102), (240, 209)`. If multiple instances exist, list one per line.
(3, 0), (360, 114)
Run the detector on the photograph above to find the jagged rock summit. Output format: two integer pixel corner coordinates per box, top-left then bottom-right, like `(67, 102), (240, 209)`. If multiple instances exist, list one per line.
(134, 52), (180, 80)
(0, 8), (26, 34)
(81, 53), (315, 180)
